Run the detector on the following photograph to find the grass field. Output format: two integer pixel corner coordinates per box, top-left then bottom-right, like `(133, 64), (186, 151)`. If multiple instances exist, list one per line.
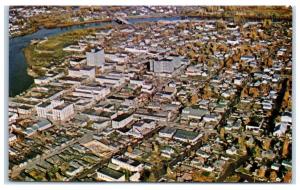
(23, 28), (96, 76)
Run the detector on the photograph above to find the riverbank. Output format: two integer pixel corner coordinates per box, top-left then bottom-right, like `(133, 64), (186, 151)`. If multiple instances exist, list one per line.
(23, 27), (99, 77)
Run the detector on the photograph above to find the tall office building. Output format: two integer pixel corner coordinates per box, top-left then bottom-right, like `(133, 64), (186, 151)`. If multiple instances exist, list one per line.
(86, 48), (105, 66)
(149, 56), (182, 73)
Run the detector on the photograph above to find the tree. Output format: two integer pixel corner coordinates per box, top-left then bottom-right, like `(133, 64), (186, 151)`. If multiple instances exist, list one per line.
(127, 145), (133, 153)
(282, 138), (290, 157)
(148, 172), (157, 182)
(166, 166), (176, 180)
(263, 138), (271, 150)
(253, 145), (261, 158)
(239, 136), (247, 155)
(283, 170), (292, 183)
(263, 19), (272, 28)
(249, 87), (260, 97)
(220, 127), (225, 140)
(270, 171), (277, 182)
(190, 94), (198, 105)
(216, 19), (226, 30)
(153, 142), (160, 154)
(258, 166), (267, 178)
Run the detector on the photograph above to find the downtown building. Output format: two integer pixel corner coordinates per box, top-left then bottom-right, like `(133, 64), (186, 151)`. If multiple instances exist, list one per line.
(86, 48), (105, 67)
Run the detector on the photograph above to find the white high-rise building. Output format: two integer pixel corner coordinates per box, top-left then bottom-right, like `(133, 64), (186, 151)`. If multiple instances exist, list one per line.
(150, 56), (182, 73)
(86, 48), (105, 66)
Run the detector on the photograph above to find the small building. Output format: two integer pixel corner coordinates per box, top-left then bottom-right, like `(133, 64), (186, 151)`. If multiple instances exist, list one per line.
(68, 66), (95, 79)
(173, 129), (202, 144)
(96, 167), (125, 182)
(159, 127), (177, 138)
(9, 133), (17, 143)
(112, 113), (133, 129)
(181, 107), (209, 120)
(34, 119), (52, 131)
(66, 165), (83, 177)
(111, 156), (143, 172)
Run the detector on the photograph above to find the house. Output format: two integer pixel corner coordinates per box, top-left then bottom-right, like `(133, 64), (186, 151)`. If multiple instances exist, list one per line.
(240, 55), (255, 63)
(281, 111), (292, 123)
(92, 119), (111, 130)
(129, 172), (141, 182)
(226, 146), (238, 156)
(273, 122), (288, 137)
(271, 163), (281, 171)
(34, 76), (51, 85)
(9, 112), (18, 124)
(261, 150), (275, 160)
(246, 124), (261, 133)
(196, 149), (210, 158)
(161, 146), (176, 159)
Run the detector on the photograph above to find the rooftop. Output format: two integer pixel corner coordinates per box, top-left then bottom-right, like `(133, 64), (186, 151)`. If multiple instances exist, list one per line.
(98, 166), (124, 179)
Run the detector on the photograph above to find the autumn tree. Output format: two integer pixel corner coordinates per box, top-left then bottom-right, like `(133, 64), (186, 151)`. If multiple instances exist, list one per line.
(258, 166), (267, 178)
(263, 138), (271, 150)
(283, 170), (292, 183)
(147, 172), (157, 182)
(127, 145), (133, 153)
(263, 19), (272, 29)
(190, 94), (199, 105)
(220, 127), (225, 140)
(282, 138), (290, 157)
(269, 171), (278, 182)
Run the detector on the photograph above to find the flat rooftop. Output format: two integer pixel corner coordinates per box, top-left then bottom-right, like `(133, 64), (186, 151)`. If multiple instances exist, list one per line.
(114, 156), (141, 167)
(53, 103), (72, 110)
(37, 101), (51, 108)
(174, 129), (199, 140)
(98, 167), (124, 179)
(113, 113), (132, 122)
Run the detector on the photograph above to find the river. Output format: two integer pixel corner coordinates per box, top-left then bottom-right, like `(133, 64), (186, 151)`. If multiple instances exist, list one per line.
(8, 16), (189, 97)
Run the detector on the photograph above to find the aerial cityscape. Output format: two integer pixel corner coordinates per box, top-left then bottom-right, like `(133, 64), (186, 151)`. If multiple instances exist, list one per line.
(8, 6), (292, 182)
